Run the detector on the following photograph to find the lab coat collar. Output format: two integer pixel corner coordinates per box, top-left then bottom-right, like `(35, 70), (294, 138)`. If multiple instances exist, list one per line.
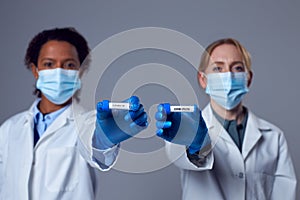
(24, 99), (40, 124)
(203, 104), (270, 159)
(202, 104), (237, 146)
(241, 111), (270, 159)
(25, 99), (86, 148)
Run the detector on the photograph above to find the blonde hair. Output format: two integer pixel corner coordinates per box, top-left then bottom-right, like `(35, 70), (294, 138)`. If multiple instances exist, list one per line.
(199, 38), (252, 73)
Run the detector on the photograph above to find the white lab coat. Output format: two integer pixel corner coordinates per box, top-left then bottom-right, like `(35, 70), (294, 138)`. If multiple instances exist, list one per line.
(166, 104), (297, 200)
(0, 100), (118, 200)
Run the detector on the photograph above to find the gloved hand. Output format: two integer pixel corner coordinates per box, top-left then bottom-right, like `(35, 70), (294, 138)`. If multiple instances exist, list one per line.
(93, 96), (148, 149)
(155, 103), (209, 154)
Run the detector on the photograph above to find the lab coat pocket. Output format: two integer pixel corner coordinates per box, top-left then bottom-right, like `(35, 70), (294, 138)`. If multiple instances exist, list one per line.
(45, 147), (79, 192)
(247, 172), (275, 200)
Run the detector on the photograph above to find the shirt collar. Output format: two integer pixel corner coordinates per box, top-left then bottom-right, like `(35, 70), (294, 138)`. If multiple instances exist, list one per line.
(33, 99), (71, 124)
(212, 106), (248, 131)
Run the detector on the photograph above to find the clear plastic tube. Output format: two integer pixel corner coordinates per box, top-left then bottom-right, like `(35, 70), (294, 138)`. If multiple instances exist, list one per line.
(101, 100), (130, 111)
(163, 103), (194, 114)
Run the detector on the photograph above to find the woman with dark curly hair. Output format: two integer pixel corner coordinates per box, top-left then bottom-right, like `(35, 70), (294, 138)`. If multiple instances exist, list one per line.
(0, 27), (148, 200)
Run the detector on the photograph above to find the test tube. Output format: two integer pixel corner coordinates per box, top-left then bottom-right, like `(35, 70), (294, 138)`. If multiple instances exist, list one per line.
(101, 100), (130, 111)
(162, 103), (195, 114)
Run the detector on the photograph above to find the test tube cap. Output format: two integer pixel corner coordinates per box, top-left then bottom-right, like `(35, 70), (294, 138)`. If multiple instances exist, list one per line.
(162, 103), (171, 114)
(102, 100), (110, 111)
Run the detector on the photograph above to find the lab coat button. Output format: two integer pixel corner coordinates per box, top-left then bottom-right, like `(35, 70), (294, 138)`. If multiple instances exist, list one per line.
(238, 172), (244, 178)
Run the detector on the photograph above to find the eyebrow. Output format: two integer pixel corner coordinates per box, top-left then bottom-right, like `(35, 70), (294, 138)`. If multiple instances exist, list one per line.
(40, 58), (79, 63)
(209, 61), (225, 66)
(230, 61), (244, 66)
(209, 61), (244, 66)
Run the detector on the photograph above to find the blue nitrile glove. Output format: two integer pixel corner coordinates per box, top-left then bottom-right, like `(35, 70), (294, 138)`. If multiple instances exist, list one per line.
(155, 103), (208, 154)
(93, 96), (148, 149)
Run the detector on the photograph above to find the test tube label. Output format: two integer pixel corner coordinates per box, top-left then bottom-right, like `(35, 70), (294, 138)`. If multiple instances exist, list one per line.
(109, 102), (130, 110)
(170, 106), (194, 112)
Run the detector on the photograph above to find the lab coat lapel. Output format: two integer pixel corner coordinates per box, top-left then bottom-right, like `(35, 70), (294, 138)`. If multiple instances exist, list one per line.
(203, 105), (237, 146)
(18, 108), (35, 190)
(37, 103), (86, 141)
(42, 106), (72, 137)
(242, 111), (264, 159)
(24, 102), (36, 148)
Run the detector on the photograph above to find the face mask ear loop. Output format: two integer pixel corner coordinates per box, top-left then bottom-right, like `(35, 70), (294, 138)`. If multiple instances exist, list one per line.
(200, 72), (207, 78)
(242, 61), (249, 77)
(242, 61), (250, 83)
(34, 67), (40, 79)
(202, 72), (209, 85)
(244, 69), (251, 89)
(199, 72), (209, 91)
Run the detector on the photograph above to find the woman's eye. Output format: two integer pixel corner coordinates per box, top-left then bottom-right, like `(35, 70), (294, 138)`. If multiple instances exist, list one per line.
(232, 65), (245, 72)
(64, 62), (78, 69)
(43, 62), (53, 67)
(212, 66), (223, 72)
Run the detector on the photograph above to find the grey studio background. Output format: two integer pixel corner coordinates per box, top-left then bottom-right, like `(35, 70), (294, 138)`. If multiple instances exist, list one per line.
(1, 0), (299, 199)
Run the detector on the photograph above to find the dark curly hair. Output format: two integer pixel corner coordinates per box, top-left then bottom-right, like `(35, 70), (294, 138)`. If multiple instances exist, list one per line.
(24, 27), (90, 97)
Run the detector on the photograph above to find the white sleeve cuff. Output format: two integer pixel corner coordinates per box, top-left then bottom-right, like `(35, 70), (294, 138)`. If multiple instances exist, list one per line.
(165, 141), (214, 171)
(92, 144), (120, 171)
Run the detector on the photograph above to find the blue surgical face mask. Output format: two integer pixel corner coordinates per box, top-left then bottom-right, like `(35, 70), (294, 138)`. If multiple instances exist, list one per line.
(36, 68), (81, 105)
(204, 72), (249, 110)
